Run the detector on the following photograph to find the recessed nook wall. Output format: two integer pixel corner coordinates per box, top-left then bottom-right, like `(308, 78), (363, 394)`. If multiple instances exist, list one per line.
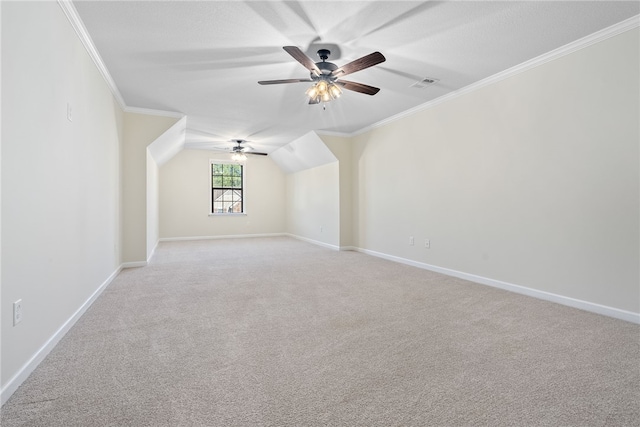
(285, 162), (341, 248)
(121, 112), (178, 263)
(159, 149), (286, 239)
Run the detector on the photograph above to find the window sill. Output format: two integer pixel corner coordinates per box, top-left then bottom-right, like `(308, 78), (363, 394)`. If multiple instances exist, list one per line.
(208, 213), (247, 217)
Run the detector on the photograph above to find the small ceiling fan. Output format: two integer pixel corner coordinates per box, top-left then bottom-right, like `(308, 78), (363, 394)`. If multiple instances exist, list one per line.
(211, 139), (268, 161)
(258, 46), (386, 104)
(231, 139), (267, 155)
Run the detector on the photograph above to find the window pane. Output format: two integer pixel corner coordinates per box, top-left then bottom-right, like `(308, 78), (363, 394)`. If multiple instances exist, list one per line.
(211, 163), (243, 214)
(213, 189), (224, 200)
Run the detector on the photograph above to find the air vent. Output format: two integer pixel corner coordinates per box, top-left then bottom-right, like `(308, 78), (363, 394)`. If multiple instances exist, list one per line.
(411, 77), (439, 89)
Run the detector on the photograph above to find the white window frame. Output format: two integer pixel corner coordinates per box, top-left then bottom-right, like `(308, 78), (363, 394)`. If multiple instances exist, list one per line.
(209, 159), (247, 216)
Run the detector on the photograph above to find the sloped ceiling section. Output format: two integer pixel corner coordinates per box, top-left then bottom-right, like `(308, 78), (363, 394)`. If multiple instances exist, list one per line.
(147, 116), (187, 166)
(270, 131), (337, 174)
(71, 1), (640, 151)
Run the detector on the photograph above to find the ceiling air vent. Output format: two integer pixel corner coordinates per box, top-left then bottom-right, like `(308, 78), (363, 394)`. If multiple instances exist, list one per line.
(411, 77), (439, 89)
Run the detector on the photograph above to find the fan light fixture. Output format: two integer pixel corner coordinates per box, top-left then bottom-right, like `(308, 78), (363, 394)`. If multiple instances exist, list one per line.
(231, 152), (247, 162)
(226, 140), (268, 161)
(305, 79), (342, 103)
(258, 47), (385, 105)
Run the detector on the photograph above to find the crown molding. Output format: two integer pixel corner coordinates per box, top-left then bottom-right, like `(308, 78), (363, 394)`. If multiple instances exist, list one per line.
(124, 106), (185, 119)
(54, 2), (638, 140)
(315, 129), (353, 138)
(57, 0), (185, 120)
(57, 0), (126, 109)
(352, 14), (640, 137)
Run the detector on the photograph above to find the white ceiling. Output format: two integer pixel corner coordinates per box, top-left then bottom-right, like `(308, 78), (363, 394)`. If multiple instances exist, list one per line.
(73, 1), (639, 153)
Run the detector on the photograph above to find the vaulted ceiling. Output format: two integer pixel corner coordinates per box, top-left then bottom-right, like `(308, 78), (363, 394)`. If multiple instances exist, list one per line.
(73, 1), (639, 154)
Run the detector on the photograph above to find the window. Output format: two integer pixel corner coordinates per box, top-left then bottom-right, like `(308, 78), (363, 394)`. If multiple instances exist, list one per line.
(210, 162), (244, 214)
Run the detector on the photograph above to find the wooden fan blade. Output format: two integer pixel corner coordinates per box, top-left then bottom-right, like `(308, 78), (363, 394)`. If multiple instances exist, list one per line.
(283, 46), (321, 75)
(258, 78), (313, 85)
(336, 80), (380, 95)
(331, 52), (386, 77)
(247, 151), (268, 156)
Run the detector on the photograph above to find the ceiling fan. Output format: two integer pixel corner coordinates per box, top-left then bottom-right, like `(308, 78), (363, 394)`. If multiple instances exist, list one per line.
(258, 46), (386, 104)
(212, 139), (268, 161)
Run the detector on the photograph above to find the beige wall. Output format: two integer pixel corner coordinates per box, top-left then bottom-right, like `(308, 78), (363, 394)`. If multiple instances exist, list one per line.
(285, 162), (341, 248)
(321, 135), (353, 248)
(121, 112), (177, 263)
(159, 149), (286, 238)
(1, 2), (123, 394)
(351, 29), (639, 313)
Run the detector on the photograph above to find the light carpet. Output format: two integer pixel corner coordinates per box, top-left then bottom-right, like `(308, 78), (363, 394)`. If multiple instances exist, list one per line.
(2, 237), (639, 426)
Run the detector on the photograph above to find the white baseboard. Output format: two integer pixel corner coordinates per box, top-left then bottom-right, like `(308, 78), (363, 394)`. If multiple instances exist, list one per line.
(121, 261), (147, 268)
(354, 247), (640, 325)
(285, 233), (340, 251)
(159, 233), (286, 242)
(0, 266), (122, 405)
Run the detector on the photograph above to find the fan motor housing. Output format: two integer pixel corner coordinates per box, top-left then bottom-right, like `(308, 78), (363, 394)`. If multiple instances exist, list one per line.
(315, 49), (338, 76)
(316, 61), (338, 74)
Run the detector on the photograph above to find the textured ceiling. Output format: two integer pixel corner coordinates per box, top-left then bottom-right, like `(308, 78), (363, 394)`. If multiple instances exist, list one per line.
(73, 1), (639, 153)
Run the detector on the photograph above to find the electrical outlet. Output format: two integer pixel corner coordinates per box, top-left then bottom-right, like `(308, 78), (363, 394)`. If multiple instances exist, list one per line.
(425, 239), (431, 249)
(320, 226), (323, 233)
(409, 236), (414, 246)
(13, 299), (23, 326)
